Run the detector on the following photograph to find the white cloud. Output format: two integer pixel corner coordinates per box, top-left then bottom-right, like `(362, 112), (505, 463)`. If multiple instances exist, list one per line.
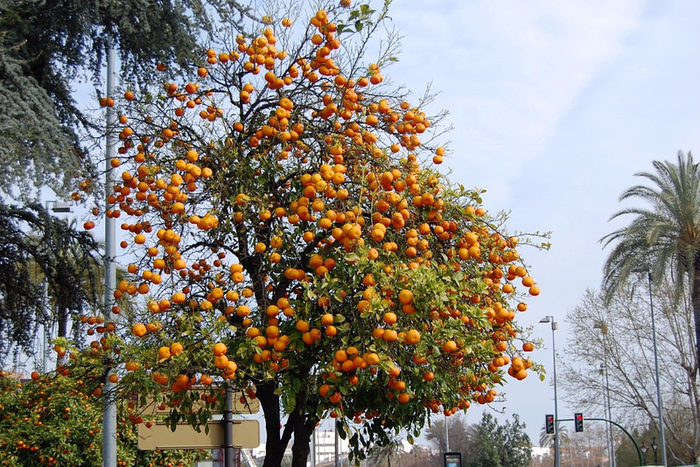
(389, 0), (644, 206)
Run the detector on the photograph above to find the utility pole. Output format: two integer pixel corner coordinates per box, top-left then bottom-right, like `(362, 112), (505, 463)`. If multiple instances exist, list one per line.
(102, 43), (117, 467)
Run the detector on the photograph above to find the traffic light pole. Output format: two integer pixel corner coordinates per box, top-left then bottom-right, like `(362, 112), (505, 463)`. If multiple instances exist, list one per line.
(557, 417), (643, 466)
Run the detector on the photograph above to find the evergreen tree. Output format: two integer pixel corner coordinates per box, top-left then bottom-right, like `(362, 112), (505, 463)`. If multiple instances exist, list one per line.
(0, 0), (252, 199)
(0, 203), (101, 361)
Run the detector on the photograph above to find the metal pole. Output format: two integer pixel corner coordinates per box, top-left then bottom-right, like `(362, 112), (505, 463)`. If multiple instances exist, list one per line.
(541, 316), (560, 467)
(444, 412), (450, 452)
(596, 320), (615, 467)
(102, 43), (117, 467)
(604, 363), (615, 466)
(224, 386), (235, 467)
(335, 423), (340, 467)
(600, 363), (613, 467)
(551, 320), (560, 467)
(647, 272), (667, 466)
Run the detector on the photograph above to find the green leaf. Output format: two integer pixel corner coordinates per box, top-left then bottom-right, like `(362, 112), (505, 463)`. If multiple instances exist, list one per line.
(336, 421), (347, 439)
(355, 20), (364, 31)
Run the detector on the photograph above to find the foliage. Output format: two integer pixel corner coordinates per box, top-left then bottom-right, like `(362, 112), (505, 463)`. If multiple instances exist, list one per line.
(0, 203), (101, 362)
(601, 150), (700, 370)
(57, 0), (546, 466)
(0, 0), (253, 199)
(561, 284), (697, 464)
(426, 413), (532, 467)
(424, 414), (471, 455)
(466, 413), (531, 467)
(0, 370), (207, 467)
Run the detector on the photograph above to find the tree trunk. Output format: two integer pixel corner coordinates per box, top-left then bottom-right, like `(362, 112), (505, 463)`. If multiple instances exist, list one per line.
(258, 381), (286, 467)
(57, 307), (68, 339)
(692, 266), (700, 379)
(290, 415), (315, 467)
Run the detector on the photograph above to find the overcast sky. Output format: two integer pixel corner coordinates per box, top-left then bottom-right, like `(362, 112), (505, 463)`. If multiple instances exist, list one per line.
(387, 0), (700, 444)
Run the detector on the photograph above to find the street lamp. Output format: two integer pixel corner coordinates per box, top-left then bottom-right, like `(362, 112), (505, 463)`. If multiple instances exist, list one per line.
(41, 200), (74, 372)
(651, 437), (658, 464)
(45, 200), (72, 213)
(646, 273), (667, 466)
(540, 315), (560, 467)
(640, 442), (648, 465)
(594, 321), (615, 467)
(102, 44), (118, 467)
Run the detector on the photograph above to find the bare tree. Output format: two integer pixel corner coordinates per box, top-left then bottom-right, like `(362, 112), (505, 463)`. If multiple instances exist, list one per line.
(560, 281), (699, 464)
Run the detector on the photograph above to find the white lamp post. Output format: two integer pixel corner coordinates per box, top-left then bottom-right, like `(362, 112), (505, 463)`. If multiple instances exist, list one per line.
(646, 272), (667, 466)
(594, 321), (615, 467)
(540, 315), (560, 467)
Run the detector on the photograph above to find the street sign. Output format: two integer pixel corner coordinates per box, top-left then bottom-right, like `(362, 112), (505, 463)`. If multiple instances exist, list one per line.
(444, 452), (462, 467)
(137, 419), (260, 450)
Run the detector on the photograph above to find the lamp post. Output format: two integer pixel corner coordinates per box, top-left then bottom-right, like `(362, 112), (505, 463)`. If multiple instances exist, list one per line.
(594, 321), (615, 467)
(647, 273), (667, 466)
(445, 412), (450, 452)
(640, 442), (648, 465)
(651, 437), (658, 464)
(41, 201), (73, 372)
(540, 315), (560, 467)
(102, 44), (117, 467)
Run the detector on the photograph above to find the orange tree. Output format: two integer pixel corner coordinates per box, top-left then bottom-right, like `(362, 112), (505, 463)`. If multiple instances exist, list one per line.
(0, 370), (206, 467)
(69, 1), (545, 466)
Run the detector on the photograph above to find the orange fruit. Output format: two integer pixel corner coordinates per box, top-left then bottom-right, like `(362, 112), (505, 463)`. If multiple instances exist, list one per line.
(363, 352), (380, 365)
(170, 342), (184, 356)
(213, 342), (227, 356)
(382, 329), (398, 342)
(443, 340), (458, 353)
(132, 323), (147, 337)
(157, 346), (171, 360)
(405, 329), (421, 344)
(398, 289), (414, 305)
(382, 312), (397, 325)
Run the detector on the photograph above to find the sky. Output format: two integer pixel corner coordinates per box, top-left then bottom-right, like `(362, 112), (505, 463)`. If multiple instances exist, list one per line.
(384, 0), (700, 445)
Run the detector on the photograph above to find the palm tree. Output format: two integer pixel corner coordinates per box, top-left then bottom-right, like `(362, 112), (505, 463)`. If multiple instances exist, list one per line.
(539, 424), (570, 449)
(601, 151), (700, 373)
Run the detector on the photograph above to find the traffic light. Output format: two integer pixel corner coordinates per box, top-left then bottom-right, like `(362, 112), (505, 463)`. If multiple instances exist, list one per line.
(575, 412), (584, 432)
(545, 414), (554, 434)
